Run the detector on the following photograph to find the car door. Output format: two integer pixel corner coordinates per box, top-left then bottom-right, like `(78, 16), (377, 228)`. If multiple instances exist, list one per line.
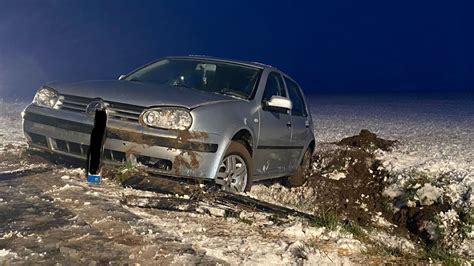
(254, 71), (293, 179)
(284, 76), (311, 172)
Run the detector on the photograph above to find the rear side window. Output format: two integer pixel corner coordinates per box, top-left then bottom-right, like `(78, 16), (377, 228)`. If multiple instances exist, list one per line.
(262, 72), (286, 102)
(284, 77), (307, 116)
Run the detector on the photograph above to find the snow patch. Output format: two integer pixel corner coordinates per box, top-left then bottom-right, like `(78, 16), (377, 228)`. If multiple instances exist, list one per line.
(326, 171), (346, 180)
(416, 183), (442, 206)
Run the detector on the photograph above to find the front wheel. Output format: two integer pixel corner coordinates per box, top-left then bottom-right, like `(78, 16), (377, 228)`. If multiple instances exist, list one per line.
(216, 141), (253, 193)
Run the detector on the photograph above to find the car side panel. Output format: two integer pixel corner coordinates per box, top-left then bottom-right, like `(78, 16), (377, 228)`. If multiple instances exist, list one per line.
(253, 107), (293, 179)
(289, 115), (311, 170)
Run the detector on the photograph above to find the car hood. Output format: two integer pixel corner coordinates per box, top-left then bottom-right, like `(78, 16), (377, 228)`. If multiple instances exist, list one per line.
(49, 80), (241, 109)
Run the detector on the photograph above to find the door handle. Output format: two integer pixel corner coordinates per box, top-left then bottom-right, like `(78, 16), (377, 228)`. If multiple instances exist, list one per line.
(286, 121), (292, 128)
(305, 120), (310, 128)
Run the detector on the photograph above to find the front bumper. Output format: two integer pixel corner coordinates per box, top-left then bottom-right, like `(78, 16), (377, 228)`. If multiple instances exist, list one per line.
(22, 104), (222, 180)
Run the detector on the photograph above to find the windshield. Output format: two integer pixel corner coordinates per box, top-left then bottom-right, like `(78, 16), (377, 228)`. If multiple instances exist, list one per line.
(125, 58), (262, 99)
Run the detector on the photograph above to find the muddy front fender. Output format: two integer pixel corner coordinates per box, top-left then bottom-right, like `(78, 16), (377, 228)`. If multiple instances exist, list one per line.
(189, 101), (259, 180)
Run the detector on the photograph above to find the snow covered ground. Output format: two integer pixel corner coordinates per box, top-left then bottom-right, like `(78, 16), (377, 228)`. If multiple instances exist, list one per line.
(0, 92), (472, 264)
(310, 92), (473, 177)
(0, 100), (27, 146)
(310, 92), (473, 210)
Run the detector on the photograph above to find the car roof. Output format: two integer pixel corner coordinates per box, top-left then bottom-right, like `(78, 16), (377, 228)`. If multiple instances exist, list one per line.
(164, 55), (276, 70)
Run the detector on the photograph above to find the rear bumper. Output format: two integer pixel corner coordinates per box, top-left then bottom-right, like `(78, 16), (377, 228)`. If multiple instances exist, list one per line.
(22, 104), (222, 180)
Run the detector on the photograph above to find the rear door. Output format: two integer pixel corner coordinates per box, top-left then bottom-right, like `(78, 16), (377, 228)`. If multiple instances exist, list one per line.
(254, 71), (293, 179)
(284, 76), (311, 172)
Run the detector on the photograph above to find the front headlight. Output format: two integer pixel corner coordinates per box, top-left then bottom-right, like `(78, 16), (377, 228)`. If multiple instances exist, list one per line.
(141, 108), (193, 130)
(33, 86), (59, 108)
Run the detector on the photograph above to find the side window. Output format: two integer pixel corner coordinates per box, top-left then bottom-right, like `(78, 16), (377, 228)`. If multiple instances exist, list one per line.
(284, 77), (307, 116)
(262, 72), (286, 103)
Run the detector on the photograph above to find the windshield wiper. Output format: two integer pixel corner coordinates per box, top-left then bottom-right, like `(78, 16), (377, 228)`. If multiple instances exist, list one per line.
(172, 83), (194, 89)
(220, 89), (246, 99)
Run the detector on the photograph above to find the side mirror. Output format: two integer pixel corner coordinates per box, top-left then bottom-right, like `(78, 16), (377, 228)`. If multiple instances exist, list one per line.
(266, 96), (292, 110)
(118, 75), (126, 80)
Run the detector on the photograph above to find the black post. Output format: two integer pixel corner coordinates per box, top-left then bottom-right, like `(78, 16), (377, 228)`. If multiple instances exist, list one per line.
(86, 109), (107, 183)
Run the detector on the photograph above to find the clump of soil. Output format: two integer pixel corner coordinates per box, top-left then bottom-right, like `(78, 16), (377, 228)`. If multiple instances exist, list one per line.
(305, 145), (391, 226)
(101, 163), (149, 184)
(392, 203), (451, 247)
(335, 129), (397, 151)
(302, 130), (398, 226)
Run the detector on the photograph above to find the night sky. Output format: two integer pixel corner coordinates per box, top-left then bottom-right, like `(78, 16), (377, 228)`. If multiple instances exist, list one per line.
(0, 0), (472, 99)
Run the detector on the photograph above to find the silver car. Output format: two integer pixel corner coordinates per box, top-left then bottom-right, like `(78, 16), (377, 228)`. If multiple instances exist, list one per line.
(22, 56), (315, 192)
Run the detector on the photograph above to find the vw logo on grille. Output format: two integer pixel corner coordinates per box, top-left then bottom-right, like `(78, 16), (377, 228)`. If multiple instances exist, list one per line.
(86, 99), (106, 116)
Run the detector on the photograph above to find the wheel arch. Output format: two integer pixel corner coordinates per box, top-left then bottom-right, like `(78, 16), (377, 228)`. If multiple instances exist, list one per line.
(209, 126), (256, 181)
(231, 128), (254, 157)
(299, 138), (316, 165)
(307, 139), (316, 155)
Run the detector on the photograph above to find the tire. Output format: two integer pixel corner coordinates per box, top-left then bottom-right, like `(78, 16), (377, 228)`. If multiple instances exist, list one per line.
(216, 141), (253, 193)
(286, 148), (312, 187)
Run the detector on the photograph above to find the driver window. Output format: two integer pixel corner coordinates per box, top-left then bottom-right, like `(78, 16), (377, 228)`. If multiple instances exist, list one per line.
(262, 72), (286, 103)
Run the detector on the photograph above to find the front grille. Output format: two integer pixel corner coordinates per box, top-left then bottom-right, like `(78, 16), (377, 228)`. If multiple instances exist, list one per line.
(104, 149), (126, 162)
(53, 138), (89, 156)
(58, 94), (145, 123)
(29, 133), (171, 170)
(52, 138), (126, 163)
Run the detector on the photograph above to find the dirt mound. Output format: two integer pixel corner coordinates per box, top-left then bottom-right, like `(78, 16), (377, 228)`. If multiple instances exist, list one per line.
(335, 129), (396, 151)
(303, 131), (403, 225)
(300, 131), (469, 259)
(305, 146), (389, 226)
(298, 131), (421, 232)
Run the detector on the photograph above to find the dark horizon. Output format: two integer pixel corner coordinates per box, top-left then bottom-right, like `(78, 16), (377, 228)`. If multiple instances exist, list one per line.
(0, 1), (472, 100)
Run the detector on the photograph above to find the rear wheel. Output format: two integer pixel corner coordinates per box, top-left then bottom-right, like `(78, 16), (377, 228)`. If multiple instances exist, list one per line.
(286, 149), (312, 187)
(216, 141), (253, 193)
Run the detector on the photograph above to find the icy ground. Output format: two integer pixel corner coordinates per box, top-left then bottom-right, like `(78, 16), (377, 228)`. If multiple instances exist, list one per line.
(0, 92), (473, 264)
